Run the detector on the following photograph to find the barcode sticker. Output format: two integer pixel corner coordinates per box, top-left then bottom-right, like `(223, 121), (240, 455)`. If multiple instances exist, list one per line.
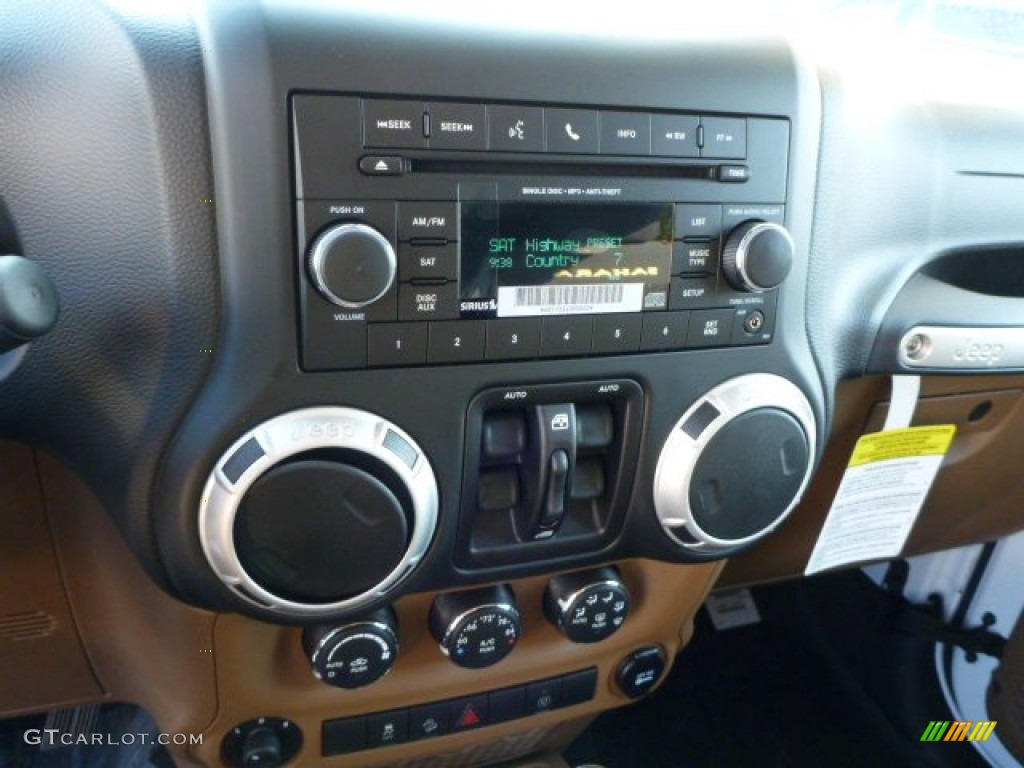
(497, 283), (644, 317)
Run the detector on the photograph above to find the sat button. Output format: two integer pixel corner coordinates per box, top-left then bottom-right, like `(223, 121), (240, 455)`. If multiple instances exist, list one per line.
(398, 243), (457, 281)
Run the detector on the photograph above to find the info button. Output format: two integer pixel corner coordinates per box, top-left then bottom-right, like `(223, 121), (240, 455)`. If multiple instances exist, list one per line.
(599, 111), (651, 156)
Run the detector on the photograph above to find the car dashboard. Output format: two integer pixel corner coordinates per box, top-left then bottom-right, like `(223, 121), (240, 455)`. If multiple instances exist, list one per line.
(2, 1), (1024, 766)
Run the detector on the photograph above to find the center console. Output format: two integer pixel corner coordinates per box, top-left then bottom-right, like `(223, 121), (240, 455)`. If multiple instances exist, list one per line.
(153, 4), (824, 764)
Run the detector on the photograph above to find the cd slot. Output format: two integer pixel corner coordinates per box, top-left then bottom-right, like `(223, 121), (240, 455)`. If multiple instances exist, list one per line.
(410, 157), (719, 180)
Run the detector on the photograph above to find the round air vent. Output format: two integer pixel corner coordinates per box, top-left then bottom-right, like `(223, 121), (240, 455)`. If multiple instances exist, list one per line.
(198, 407), (437, 619)
(653, 373), (816, 554)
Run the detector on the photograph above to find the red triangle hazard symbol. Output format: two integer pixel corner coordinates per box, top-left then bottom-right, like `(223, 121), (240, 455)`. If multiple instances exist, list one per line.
(457, 705), (481, 727)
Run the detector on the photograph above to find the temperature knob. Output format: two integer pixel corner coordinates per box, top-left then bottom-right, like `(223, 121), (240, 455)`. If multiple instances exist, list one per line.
(721, 220), (794, 292)
(544, 567), (630, 643)
(307, 222), (396, 308)
(429, 585), (521, 669)
(302, 607), (399, 689)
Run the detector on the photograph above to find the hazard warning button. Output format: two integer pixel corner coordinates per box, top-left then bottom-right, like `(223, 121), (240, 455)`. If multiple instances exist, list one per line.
(449, 695), (489, 732)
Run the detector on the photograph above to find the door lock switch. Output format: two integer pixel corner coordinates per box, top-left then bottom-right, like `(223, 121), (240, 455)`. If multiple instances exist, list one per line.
(522, 403), (577, 539)
(538, 449), (570, 536)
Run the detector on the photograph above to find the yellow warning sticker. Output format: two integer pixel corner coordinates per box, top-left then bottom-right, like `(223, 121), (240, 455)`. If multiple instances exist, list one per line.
(805, 423), (958, 575)
(848, 425), (957, 468)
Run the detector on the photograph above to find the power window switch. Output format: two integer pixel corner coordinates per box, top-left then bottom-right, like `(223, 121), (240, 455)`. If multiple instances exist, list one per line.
(482, 411), (527, 459)
(478, 468), (519, 511)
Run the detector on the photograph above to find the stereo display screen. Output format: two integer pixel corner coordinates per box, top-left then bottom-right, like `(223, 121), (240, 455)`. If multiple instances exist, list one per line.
(459, 202), (673, 318)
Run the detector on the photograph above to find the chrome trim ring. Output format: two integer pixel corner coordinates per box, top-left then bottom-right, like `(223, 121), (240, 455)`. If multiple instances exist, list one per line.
(308, 222), (396, 308)
(728, 221), (794, 292)
(653, 373), (816, 552)
(198, 406), (438, 618)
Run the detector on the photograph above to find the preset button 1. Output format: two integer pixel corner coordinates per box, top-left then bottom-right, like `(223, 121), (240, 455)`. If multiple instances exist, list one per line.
(367, 323), (428, 367)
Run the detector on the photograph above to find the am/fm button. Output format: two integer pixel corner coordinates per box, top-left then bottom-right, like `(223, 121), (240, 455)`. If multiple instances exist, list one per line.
(398, 202), (457, 242)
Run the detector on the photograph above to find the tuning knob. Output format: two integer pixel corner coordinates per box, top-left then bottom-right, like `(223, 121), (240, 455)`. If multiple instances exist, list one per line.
(303, 607), (399, 689)
(721, 220), (794, 292)
(308, 222), (396, 308)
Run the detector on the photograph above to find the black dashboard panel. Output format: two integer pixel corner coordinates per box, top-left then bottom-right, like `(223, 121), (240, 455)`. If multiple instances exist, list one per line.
(146, 1), (825, 623)
(0, 0), (219, 587)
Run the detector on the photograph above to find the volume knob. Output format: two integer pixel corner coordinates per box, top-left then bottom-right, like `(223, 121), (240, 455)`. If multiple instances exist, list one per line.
(308, 222), (396, 308)
(721, 220), (794, 292)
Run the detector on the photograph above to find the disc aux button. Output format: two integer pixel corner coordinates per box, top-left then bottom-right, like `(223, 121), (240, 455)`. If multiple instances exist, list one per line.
(399, 283), (460, 321)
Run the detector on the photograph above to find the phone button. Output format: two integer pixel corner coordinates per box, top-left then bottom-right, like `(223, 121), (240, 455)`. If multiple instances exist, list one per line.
(545, 108), (598, 154)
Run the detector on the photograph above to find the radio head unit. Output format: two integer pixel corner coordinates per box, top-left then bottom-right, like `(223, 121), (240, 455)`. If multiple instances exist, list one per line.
(292, 95), (793, 371)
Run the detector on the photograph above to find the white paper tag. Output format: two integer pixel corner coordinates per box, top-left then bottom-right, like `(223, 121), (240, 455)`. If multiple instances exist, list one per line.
(882, 375), (921, 431)
(805, 424), (956, 575)
(704, 588), (762, 630)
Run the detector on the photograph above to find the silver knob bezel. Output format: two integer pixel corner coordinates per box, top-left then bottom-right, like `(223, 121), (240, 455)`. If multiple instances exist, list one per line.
(653, 373), (816, 552)
(723, 221), (794, 293)
(308, 222), (397, 308)
(198, 407), (438, 618)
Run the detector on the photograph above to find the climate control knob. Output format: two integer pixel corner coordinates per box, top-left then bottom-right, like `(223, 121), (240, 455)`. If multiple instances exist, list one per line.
(308, 222), (396, 308)
(721, 220), (794, 292)
(302, 607), (399, 689)
(544, 567), (630, 644)
(430, 585), (521, 669)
